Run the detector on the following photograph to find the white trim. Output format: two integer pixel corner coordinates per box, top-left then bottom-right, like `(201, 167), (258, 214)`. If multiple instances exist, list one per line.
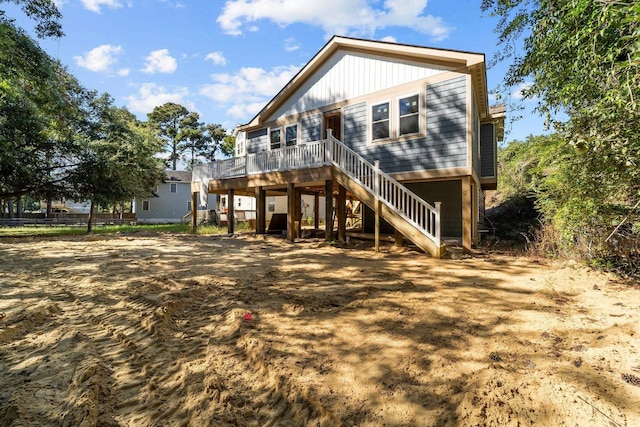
(370, 99), (392, 143)
(397, 92), (422, 137)
(285, 123), (299, 146)
(269, 127), (282, 150)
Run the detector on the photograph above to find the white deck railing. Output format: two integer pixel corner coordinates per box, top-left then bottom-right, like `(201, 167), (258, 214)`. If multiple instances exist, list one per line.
(326, 135), (440, 246)
(193, 136), (440, 247)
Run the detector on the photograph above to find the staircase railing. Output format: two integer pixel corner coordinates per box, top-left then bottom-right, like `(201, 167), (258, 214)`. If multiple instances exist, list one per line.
(326, 134), (440, 247)
(193, 136), (440, 247)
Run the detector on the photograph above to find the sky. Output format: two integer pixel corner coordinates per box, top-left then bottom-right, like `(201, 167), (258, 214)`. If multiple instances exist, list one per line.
(5, 0), (546, 143)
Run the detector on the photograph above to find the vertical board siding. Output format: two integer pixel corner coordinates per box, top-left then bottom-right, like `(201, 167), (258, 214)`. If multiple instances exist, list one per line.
(268, 50), (451, 121)
(472, 89), (480, 177)
(301, 114), (322, 142)
(480, 123), (496, 177)
(341, 76), (467, 174)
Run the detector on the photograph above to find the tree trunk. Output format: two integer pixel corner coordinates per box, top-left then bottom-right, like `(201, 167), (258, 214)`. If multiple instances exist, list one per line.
(16, 197), (23, 218)
(46, 194), (52, 218)
(87, 199), (95, 233)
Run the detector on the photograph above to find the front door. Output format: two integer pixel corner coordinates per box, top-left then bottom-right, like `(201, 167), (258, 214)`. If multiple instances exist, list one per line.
(324, 112), (341, 141)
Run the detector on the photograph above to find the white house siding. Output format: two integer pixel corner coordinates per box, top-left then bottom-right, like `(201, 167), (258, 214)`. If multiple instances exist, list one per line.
(267, 50), (451, 121)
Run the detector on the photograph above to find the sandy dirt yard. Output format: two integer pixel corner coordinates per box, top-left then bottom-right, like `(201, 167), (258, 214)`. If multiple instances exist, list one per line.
(0, 233), (639, 427)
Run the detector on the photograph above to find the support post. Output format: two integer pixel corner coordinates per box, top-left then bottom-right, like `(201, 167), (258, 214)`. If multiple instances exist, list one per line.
(255, 186), (266, 234)
(462, 176), (472, 253)
(374, 160), (380, 252)
(227, 188), (235, 235)
(314, 193), (320, 231)
(325, 180), (334, 241)
(394, 229), (404, 248)
(295, 187), (302, 239)
(287, 183), (296, 242)
(191, 191), (198, 232)
(337, 184), (347, 243)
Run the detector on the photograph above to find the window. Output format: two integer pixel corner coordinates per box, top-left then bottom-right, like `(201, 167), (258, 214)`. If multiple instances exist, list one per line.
(187, 201), (192, 211)
(372, 102), (390, 141)
(267, 197), (276, 212)
(285, 124), (298, 146)
(142, 200), (150, 211)
(399, 95), (419, 136)
(238, 198), (242, 207)
(270, 128), (282, 149)
(170, 183), (177, 193)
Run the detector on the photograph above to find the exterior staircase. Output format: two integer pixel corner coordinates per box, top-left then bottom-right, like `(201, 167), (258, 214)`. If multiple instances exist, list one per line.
(193, 134), (444, 257)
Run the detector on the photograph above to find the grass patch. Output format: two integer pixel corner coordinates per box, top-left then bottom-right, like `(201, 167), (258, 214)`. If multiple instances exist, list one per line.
(0, 222), (245, 238)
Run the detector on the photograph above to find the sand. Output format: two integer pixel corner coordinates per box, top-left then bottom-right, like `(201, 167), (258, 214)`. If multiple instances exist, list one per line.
(0, 233), (639, 426)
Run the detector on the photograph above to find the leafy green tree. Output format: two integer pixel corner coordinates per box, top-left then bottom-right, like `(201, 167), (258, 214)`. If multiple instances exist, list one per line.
(482, 0), (639, 198)
(147, 102), (190, 170)
(198, 123), (229, 162)
(178, 112), (205, 170)
(220, 135), (236, 158)
(0, 0), (63, 38)
(0, 20), (84, 206)
(71, 94), (164, 232)
(483, 0), (640, 268)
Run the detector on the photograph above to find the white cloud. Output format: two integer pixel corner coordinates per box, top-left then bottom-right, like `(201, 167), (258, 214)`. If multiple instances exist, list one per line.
(142, 49), (178, 74)
(74, 44), (123, 72)
(205, 51), (227, 66)
(216, 0), (451, 41)
(80, 0), (123, 13)
(512, 82), (536, 101)
(200, 65), (300, 120)
(124, 83), (191, 115)
(117, 68), (130, 77)
(284, 37), (300, 52)
(380, 35), (397, 43)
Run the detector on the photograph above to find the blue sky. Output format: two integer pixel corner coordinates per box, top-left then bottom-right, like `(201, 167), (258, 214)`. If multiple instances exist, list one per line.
(5, 0), (545, 142)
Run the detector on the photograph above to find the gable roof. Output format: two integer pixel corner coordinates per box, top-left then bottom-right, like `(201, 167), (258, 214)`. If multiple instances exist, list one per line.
(239, 35), (492, 130)
(165, 170), (192, 182)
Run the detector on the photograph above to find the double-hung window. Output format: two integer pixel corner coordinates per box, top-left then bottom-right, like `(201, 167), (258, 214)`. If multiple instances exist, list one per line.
(170, 183), (177, 193)
(372, 102), (390, 141)
(399, 94), (419, 136)
(270, 128), (282, 149)
(285, 124), (298, 146)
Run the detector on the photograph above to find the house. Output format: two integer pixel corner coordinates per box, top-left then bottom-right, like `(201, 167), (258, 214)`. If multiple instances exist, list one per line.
(192, 36), (504, 256)
(136, 170), (216, 224)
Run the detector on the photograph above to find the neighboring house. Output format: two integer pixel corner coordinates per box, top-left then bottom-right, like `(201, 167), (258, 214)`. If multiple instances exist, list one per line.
(136, 170), (216, 224)
(193, 36), (504, 257)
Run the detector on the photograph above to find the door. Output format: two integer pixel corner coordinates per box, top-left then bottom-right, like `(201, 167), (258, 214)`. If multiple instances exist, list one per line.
(324, 112), (341, 141)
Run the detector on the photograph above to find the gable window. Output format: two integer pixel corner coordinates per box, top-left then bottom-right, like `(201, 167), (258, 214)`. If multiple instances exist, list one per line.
(399, 94), (419, 136)
(372, 102), (390, 141)
(170, 183), (177, 193)
(285, 124), (298, 146)
(270, 128), (282, 150)
(142, 200), (150, 211)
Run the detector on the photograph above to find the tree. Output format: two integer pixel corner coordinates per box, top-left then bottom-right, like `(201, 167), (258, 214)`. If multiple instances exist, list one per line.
(70, 93), (164, 232)
(0, 0), (63, 38)
(221, 135), (236, 158)
(178, 112), (205, 170)
(147, 102), (190, 170)
(483, 0), (640, 266)
(0, 20), (84, 204)
(482, 0), (639, 196)
(198, 123), (229, 162)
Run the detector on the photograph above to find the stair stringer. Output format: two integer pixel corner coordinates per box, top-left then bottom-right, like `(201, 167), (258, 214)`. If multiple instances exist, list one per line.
(332, 167), (444, 258)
